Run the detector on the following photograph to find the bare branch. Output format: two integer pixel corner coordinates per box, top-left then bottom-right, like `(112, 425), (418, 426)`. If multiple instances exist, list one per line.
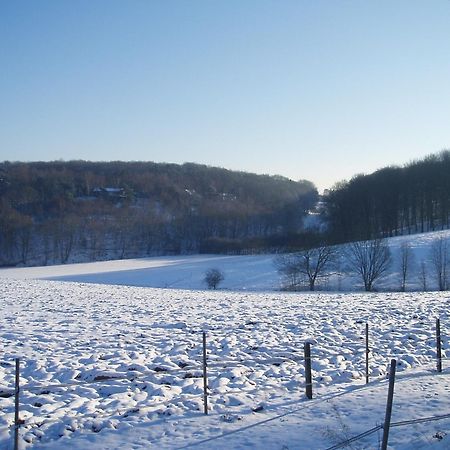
(346, 239), (391, 291)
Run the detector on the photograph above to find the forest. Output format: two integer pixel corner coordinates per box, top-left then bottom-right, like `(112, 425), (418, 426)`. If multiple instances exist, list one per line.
(1, 151), (449, 267)
(325, 150), (450, 243)
(0, 160), (317, 266)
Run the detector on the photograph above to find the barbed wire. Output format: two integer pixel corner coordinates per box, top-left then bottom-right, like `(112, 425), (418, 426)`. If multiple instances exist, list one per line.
(176, 374), (395, 449)
(326, 412), (450, 450)
(325, 425), (383, 450)
(0, 390), (207, 434)
(0, 367), (203, 397)
(179, 361), (450, 448)
(1, 320), (449, 448)
(1, 346), (447, 398)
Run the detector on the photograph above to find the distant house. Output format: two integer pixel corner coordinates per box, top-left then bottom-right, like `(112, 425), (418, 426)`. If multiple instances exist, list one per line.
(92, 187), (126, 200)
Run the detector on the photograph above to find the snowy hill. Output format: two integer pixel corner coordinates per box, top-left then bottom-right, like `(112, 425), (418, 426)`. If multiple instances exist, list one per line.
(1, 230), (450, 449)
(1, 229), (450, 292)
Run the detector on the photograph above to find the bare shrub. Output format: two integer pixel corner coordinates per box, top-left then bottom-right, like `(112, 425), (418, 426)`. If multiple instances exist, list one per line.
(204, 268), (225, 290)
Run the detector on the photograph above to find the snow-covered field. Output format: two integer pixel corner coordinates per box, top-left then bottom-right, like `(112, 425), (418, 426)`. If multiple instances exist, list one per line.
(2, 229), (450, 292)
(1, 230), (450, 449)
(1, 280), (450, 449)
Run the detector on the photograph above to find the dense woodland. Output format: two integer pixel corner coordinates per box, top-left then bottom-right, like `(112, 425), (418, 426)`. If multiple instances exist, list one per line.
(1, 151), (449, 267)
(326, 151), (450, 242)
(0, 161), (317, 266)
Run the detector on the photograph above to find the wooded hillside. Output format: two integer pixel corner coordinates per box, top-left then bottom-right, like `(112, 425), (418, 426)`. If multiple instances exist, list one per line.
(326, 150), (450, 242)
(0, 161), (317, 266)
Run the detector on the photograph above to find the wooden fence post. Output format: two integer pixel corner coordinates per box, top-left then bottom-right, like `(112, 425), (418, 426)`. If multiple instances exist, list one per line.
(202, 331), (208, 414)
(365, 322), (369, 384)
(14, 358), (20, 450)
(304, 342), (313, 400)
(381, 359), (397, 450)
(436, 318), (442, 373)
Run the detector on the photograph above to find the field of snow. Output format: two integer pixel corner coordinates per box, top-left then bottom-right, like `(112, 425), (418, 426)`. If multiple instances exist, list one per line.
(1, 230), (450, 449)
(1, 279), (450, 449)
(0, 254), (280, 291)
(2, 229), (450, 292)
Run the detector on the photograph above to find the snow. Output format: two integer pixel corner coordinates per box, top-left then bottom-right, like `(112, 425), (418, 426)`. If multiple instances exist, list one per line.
(1, 230), (450, 449)
(0, 254), (279, 291)
(3, 229), (450, 292)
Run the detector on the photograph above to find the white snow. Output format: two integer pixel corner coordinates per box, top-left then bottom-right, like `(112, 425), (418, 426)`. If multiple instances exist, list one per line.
(1, 230), (450, 449)
(0, 254), (279, 291)
(3, 229), (450, 292)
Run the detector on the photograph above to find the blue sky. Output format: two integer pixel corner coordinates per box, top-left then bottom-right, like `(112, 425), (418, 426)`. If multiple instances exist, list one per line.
(1, 1), (450, 191)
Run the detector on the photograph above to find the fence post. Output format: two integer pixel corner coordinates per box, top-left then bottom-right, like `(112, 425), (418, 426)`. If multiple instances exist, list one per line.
(381, 359), (397, 450)
(365, 322), (369, 384)
(202, 331), (208, 415)
(304, 342), (313, 400)
(14, 358), (20, 450)
(436, 318), (442, 373)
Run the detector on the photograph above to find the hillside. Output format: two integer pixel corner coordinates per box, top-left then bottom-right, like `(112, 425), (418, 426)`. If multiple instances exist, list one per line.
(2, 229), (450, 293)
(0, 161), (317, 266)
(2, 230), (450, 449)
(326, 150), (450, 242)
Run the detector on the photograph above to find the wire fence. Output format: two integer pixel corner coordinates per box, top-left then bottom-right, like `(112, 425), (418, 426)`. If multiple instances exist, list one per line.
(326, 412), (450, 450)
(181, 358), (450, 449)
(0, 317), (448, 449)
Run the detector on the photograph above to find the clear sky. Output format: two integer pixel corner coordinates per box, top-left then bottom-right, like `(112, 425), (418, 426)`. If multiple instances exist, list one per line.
(1, 1), (450, 191)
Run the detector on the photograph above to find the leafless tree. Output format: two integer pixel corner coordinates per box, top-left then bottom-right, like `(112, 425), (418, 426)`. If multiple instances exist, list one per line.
(430, 237), (449, 291)
(346, 239), (391, 292)
(52, 215), (80, 264)
(274, 254), (301, 290)
(399, 241), (414, 292)
(420, 259), (428, 291)
(275, 245), (338, 291)
(204, 268), (224, 290)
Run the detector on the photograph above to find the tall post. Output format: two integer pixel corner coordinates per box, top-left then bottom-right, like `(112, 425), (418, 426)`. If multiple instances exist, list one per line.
(436, 318), (442, 373)
(14, 358), (20, 450)
(365, 322), (370, 384)
(202, 331), (208, 415)
(304, 342), (313, 400)
(381, 359), (397, 450)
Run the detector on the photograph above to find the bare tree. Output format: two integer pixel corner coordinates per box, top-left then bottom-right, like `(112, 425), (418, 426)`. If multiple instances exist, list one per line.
(274, 253), (301, 290)
(430, 237), (449, 291)
(275, 245), (338, 291)
(420, 259), (428, 291)
(399, 241), (414, 292)
(204, 268), (224, 290)
(346, 239), (391, 292)
(52, 215), (80, 264)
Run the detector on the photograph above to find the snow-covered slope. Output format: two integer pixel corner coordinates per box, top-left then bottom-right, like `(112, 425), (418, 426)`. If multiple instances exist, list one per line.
(1, 229), (450, 292)
(1, 230), (450, 449)
(0, 254), (279, 291)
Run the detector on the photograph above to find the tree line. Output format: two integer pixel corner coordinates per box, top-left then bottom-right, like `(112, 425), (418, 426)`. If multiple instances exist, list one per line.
(326, 150), (450, 243)
(0, 160), (318, 266)
(275, 236), (450, 293)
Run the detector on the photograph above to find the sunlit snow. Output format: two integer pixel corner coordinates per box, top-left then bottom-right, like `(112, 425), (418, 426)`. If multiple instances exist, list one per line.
(1, 230), (450, 449)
